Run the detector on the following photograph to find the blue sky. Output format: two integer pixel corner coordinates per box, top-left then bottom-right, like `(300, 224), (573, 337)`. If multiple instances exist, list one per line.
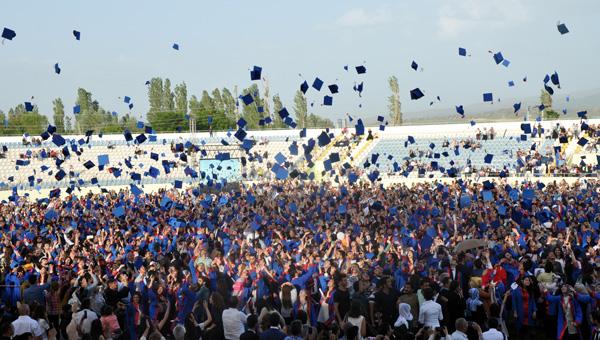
(1, 0), (599, 123)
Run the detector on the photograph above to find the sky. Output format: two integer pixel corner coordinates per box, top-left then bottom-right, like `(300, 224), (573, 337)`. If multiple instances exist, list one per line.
(1, 0), (599, 124)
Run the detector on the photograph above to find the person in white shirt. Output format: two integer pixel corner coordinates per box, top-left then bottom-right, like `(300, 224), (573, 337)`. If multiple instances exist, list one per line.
(418, 287), (443, 328)
(222, 296), (247, 340)
(482, 318), (505, 340)
(451, 318), (483, 340)
(11, 302), (44, 339)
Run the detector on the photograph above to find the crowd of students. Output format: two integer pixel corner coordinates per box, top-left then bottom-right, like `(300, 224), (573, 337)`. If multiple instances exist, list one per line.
(0, 177), (597, 340)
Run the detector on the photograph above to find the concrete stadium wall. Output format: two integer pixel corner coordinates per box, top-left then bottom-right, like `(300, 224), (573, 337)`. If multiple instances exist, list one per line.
(1, 118), (597, 144)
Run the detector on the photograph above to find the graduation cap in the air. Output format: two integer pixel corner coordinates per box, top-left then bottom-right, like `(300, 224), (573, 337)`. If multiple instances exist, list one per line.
(577, 111), (587, 118)
(241, 94), (254, 105)
(458, 47), (467, 56)
(24, 102), (34, 112)
(52, 134), (65, 146)
(484, 154), (494, 164)
(2, 27), (16, 41)
(97, 154), (109, 166)
(411, 61), (418, 71)
(355, 65), (366, 74)
(300, 81), (309, 94)
(72, 30), (80, 40)
(172, 43), (179, 50)
(577, 137), (588, 147)
(557, 22), (569, 35)
(312, 78), (324, 91)
(551, 71), (560, 88)
(493, 52), (504, 64)
(328, 84), (339, 94)
(234, 128), (247, 142)
(317, 131), (331, 146)
(73, 105), (80, 114)
(54, 63), (61, 74)
(123, 130), (133, 141)
(513, 102), (522, 114)
(456, 105), (464, 117)
(323, 96), (333, 106)
(508, 81), (515, 87)
(410, 88), (424, 100)
(250, 66), (262, 81)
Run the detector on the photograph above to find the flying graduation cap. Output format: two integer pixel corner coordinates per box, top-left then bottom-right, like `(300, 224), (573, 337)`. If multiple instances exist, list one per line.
(2, 27), (16, 41)
(557, 22), (569, 35)
(54, 63), (61, 74)
(250, 66), (262, 81)
(72, 30), (81, 40)
(410, 88), (424, 100)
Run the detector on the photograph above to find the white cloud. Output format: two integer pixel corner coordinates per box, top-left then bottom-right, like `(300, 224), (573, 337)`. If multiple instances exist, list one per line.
(335, 8), (392, 28)
(436, 0), (531, 38)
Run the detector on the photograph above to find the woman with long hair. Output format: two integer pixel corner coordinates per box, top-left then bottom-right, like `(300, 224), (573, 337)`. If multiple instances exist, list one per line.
(280, 282), (297, 325)
(511, 276), (537, 336)
(345, 300), (366, 340)
(203, 292), (226, 340)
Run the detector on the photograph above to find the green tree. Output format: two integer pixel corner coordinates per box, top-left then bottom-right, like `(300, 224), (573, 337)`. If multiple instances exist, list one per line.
(148, 77), (164, 113)
(388, 76), (402, 125)
(6, 104), (48, 135)
(221, 87), (236, 121)
(262, 78), (271, 123)
(174, 82), (188, 113)
(200, 91), (215, 114)
(540, 89), (558, 120)
(211, 88), (223, 112)
(64, 116), (73, 133)
(241, 84), (263, 129)
(52, 98), (65, 133)
(540, 89), (552, 108)
(162, 78), (174, 111)
(293, 90), (308, 128)
(272, 94), (285, 128)
(148, 111), (188, 132)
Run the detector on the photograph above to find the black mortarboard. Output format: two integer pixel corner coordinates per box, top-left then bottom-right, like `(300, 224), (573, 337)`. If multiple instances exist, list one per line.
(317, 131), (331, 147)
(411, 61), (418, 71)
(355, 65), (366, 74)
(2, 28), (16, 40)
(83, 160), (95, 169)
(493, 52), (504, 64)
(323, 96), (333, 106)
(241, 94), (254, 105)
(55, 169), (66, 181)
(328, 84), (339, 94)
(410, 88), (424, 100)
(250, 66), (262, 81)
(234, 128), (247, 141)
(312, 78), (323, 91)
(123, 130), (133, 141)
(25, 102), (34, 112)
(483, 93), (493, 102)
(557, 23), (569, 35)
(72, 30), (81, 40)
(135, 134), (147, 144)
(300, 81), (309, 94)
(458, 47), (466, 56)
